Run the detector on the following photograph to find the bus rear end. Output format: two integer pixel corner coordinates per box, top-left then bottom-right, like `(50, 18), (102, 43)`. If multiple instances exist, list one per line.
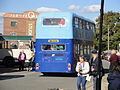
(35, 39), (75, 73)
(35, 12), (75, 73)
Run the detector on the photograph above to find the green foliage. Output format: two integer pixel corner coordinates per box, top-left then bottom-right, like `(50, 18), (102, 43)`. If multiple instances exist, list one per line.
(94, 11), (120, 51)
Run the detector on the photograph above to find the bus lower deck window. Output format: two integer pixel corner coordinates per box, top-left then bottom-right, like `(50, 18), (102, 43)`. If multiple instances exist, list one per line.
(42, 44), (65, 51)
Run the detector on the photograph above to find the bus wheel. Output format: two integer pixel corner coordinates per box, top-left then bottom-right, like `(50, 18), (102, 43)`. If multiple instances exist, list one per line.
(2, 56), (15, 67)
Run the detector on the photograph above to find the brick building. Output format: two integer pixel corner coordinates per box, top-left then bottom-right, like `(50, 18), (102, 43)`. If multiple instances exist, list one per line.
(3, 11), (39, 41)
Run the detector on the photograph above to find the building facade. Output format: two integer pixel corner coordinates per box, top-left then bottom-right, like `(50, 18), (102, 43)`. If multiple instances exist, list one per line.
(3, 11), (39, 41)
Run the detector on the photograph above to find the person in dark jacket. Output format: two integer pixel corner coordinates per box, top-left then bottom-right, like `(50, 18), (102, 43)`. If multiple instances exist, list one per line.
(117, 52), (120, 63)
(107, 63), (120, 90)
(89, 50), (104, 90)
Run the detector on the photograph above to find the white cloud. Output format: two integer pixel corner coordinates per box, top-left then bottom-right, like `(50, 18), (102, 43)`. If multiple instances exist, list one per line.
(68, 5), (80, 10)
(36, 7), (60, 12)
(0, 12), (5, 17)
(81, 5), (100, 13)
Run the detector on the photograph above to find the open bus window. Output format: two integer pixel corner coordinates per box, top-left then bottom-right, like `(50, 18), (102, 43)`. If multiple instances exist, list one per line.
(56, 44), (65, 50)
(42, 44), (65, 51)
(43, 18), (65, 26)
(43, 45), (52, 50)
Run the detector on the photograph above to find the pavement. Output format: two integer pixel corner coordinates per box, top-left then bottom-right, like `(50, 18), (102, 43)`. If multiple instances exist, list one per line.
(86, 74), (108, 90)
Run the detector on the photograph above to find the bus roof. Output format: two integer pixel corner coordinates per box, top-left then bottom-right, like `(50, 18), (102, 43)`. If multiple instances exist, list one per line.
(73, 13), (95, 24)
(0, 35), (33, 41)
(38, 12), (95, 24)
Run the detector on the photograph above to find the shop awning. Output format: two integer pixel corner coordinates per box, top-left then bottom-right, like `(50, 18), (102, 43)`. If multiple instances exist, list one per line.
(0, 35), (33, 41)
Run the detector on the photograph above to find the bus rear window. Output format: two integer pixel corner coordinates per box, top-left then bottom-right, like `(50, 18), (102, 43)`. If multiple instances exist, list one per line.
(43, 18), (65, 26)
(42, 44), (65, 51)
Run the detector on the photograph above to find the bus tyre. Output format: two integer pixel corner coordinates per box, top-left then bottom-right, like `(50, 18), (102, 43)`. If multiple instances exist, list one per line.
(2, 56), (15, 67)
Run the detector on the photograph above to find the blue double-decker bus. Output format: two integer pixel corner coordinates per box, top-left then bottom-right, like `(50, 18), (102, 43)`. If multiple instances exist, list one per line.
(35, 12), (95, 74)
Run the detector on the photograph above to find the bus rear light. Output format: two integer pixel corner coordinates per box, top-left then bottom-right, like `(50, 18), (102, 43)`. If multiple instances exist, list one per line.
(36, 63), (39, 70)
(68, 63), (71, 71)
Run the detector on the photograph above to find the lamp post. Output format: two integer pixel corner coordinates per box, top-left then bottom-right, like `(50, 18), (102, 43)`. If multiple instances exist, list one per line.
(97, 0), (104, 90)
(108, 25), (110, 51)
(119, 43), (120, 52)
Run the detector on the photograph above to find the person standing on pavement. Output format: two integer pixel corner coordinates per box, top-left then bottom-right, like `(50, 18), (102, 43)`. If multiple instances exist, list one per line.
(18, 51), (26, 71)
(76, 55), (90, 90)
(107, 63), (120, 90)
(108, 50), (118, 73)
(89, 50), (104, 90)
(117, 52), (120, 64)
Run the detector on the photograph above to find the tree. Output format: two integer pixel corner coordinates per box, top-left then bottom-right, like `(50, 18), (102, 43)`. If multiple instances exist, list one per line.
(94, 11), (120, 51)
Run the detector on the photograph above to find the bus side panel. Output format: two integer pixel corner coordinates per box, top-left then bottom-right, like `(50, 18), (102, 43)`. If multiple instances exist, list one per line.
(35, 39), (74, 73)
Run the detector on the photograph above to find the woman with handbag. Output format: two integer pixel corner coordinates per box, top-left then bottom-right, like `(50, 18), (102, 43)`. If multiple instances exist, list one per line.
(76, 55), (90, 90)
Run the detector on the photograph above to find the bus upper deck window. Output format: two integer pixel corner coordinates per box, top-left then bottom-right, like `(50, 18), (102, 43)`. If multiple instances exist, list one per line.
(43, 18), (65, 26)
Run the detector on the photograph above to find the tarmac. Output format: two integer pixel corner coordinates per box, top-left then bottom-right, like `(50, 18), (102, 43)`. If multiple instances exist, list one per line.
(0, 63), (109, 90)
(47, 75), (109, 90)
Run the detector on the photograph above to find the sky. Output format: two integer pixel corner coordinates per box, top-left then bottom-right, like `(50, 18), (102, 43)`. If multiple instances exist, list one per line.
(0, 0), (120, 33)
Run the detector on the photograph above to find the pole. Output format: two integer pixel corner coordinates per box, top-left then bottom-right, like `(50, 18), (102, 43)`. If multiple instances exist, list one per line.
(119, 43), (120, 52)
(97, 0), (104, 90)
(108, 25), (109, 51)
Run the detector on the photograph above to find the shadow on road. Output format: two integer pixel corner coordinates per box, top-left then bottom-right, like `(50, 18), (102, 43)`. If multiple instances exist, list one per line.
(0, 75), (24, 80)
(0, 66), (19, 74)
(0, 66), (25, 80)
(0, 65), (25, 80)
(40, 73), (77, 77)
